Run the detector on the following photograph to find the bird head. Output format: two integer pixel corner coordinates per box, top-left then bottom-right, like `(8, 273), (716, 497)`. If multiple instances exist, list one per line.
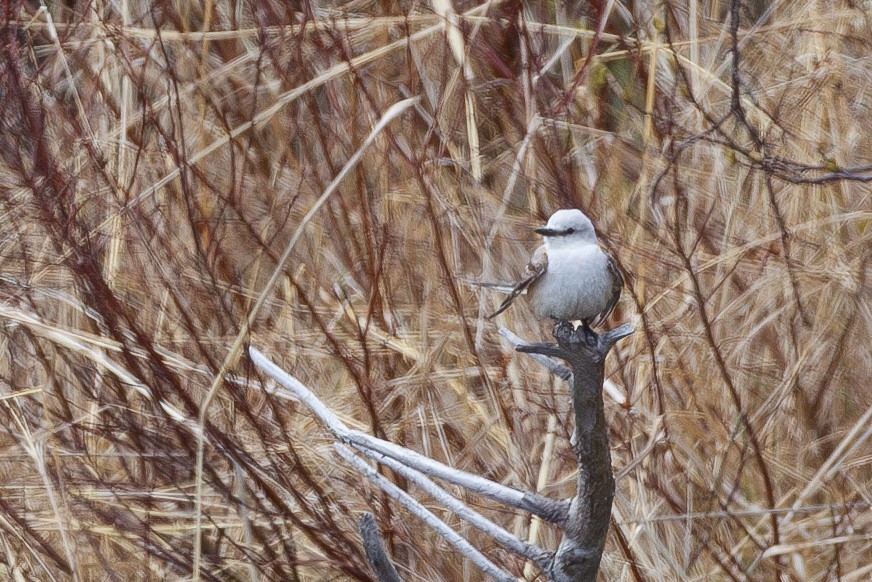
(535, 209), (598, 247)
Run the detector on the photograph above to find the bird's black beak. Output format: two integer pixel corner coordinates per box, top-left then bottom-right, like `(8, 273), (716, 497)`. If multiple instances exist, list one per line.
(535, 227), (563, 236)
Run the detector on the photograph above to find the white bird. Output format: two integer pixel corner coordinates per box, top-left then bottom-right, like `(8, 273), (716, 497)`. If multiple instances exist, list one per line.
(488, 209), (622, 331)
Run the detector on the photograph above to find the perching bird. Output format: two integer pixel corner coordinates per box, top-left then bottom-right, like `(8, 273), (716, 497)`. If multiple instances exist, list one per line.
(488, 209), (622, 331)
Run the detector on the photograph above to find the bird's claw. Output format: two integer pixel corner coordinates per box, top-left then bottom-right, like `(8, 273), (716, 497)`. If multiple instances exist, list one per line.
(552, 320), (576, 342)
(552, 320), (599, 348)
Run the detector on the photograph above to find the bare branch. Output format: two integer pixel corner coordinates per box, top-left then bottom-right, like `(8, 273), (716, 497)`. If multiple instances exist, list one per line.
(335, 445), (522, 582)
(353, 442), (553, 570)
(498, 326), (571, 381)
(249, 346), (569, 523)
(514, 323), (633, 582)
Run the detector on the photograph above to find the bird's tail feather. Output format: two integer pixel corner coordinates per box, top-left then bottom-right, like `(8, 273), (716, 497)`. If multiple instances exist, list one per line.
(458, 277), (518, 295)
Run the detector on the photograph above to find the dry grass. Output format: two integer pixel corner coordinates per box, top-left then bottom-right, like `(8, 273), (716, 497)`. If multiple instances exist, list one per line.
(0, 1), (870, 580)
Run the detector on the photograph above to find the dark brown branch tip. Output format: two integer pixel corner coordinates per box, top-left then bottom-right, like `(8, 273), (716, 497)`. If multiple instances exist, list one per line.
(599, 323), (635, 347)
(515, 342), (571, 360)
(359, 513), (403, 582)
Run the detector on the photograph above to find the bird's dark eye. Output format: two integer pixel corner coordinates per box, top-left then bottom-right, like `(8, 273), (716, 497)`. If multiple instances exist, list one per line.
(566, 228), (575, 234)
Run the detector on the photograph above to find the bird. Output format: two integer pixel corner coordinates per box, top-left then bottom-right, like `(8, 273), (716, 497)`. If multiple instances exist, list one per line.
(488, 209), (622, 333)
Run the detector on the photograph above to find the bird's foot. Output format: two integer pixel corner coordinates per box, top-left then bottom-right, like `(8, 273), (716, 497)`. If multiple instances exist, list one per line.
(552, 320), (576, 343)
(551, 320), (599, 348)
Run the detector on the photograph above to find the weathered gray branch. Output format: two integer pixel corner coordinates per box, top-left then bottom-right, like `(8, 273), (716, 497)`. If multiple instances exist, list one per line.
(336, 445), (521, 582)
(498, 327), (572, 381)
(353, 441), (553, 570)
(249, 346), (559, 580)
(517, 322), (634, 582)
(249, 321), (632, 582)
(249, 346), (568, 524)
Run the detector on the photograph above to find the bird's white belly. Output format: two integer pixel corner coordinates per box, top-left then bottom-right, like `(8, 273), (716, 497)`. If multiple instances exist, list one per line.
(527, 246), (611, 321)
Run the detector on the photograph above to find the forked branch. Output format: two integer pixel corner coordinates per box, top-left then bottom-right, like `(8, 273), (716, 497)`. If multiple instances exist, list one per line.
(249, 321), (632, 582)
(516, 322), (633, 581)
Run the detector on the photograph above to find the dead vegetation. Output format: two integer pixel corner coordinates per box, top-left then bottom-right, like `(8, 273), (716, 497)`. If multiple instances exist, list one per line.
(0, 0), (870, 580)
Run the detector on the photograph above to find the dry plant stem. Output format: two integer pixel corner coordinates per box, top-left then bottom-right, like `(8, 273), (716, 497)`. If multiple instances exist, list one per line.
(336, 445), (522, 582)
(517, 323), (634, 582)
(61, 7), (505, 240)
(248, 347), (568, 524)
(191, 96), (419, 577)
(5, 2), (872, 578)
(358, 513), (402, 582)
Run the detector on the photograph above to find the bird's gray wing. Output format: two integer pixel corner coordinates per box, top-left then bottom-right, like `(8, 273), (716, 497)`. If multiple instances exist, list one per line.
(487, 246), (547, 319)
(590, 249), (623, 328)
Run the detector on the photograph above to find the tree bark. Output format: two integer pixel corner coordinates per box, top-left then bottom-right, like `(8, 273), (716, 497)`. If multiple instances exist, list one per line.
(518, 322), (633, 582)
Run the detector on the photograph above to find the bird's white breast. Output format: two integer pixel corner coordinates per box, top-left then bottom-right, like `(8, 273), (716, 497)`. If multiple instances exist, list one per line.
(527, 244), (612, 321)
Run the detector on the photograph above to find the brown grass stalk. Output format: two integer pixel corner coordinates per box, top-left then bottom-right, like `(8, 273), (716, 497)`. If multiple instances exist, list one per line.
(0, 1), (869, 579)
